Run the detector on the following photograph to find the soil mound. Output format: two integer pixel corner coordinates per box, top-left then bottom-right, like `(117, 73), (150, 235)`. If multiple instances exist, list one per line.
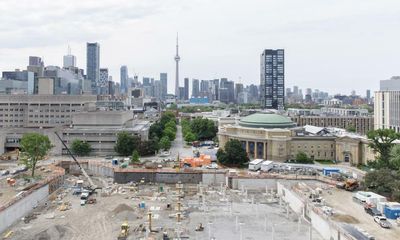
(33, 225), (69, 240)
(332, 214), (360, 224)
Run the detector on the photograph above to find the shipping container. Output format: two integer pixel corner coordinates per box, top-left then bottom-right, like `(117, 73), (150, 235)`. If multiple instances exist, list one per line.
(384, 204), (400, 219)
(323, 167), (340, 176)
(248, 159), (264, 171)
(261, 160), (274, 172)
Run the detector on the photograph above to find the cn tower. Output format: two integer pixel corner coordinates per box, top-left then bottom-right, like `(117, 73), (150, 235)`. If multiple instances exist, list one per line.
(174, 33), (180, 98)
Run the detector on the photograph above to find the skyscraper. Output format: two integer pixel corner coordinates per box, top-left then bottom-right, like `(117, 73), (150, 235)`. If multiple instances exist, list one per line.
(192, 79), (199, 98)
(99, 68), (109, 94)
(235, 83), (244, 102)
(63, 46), (76, 68)
(260, 49), (284, 110)
(174, 33), (180, 98)
(160, 73), (168, 100)
(120, 66), (128, 94)
(184, 78), (189, 100)
(86, 42), (100, 92)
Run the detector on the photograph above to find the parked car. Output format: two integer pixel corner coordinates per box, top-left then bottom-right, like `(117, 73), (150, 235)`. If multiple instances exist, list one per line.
(374, 216), (391, 228)
(206, 163), (218, 169)
(364, 207), (382, 216)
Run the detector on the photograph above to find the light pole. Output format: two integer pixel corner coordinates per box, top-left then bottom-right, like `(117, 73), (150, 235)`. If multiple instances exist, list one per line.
(239, 222), (244, 240)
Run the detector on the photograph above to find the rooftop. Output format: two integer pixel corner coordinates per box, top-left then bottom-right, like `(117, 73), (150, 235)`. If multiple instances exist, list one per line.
(239, 112), (296, 129)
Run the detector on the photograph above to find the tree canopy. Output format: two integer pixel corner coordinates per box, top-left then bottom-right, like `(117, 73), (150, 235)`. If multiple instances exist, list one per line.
(71, 139), (92, 156)
(367, 129), (400, 167)
(364, 168), (400, 202)
(114, 131), (140, 156)
(20, 133), (53, 177)
(295, 151), (313, 164)
(160, 136), (172, 150)
(131, 150), (140, 164)
(217, 139), (249, 167)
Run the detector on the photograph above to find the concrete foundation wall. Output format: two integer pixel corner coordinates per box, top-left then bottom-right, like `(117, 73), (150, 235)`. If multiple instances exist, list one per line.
(277, 182), (304, 214)
(155, 173), (202, 184)
(202, 172), (226, 185)
(114, 172), (156, 184)
(0, 185), (49, 233)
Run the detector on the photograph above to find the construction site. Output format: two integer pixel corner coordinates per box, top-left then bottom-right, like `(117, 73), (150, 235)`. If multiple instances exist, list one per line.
(1, 146), (400, 239)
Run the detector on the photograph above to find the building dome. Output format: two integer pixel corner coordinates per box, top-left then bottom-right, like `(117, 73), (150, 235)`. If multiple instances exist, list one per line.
(239, 113), (295, 129)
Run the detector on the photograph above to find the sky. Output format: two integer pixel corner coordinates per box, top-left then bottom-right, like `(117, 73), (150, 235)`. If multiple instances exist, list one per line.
(0, 0), (399, 95)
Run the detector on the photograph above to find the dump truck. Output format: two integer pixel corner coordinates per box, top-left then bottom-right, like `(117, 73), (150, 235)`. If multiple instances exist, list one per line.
(117, 222), (129, 240)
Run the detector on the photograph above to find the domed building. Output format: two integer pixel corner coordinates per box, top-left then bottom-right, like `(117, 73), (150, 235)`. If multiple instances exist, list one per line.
(218, 112), (376, 164)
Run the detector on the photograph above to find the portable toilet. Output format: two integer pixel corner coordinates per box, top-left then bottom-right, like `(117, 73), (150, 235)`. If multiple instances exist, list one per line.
(112, 159), (119, 166)
(384, 202), (400, 219)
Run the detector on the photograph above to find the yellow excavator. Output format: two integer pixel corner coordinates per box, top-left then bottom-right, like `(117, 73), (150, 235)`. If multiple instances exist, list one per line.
(117, 221), (130, 240)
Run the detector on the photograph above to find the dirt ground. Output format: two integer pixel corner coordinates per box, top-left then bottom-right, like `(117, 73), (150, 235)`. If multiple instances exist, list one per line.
(5, 182), (323, 240)
(322, 188), (400, 240)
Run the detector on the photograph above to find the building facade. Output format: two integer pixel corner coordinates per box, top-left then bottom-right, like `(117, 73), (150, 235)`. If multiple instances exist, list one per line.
(192, 79), (199, 98)
(218, 113), (375, 165)
(260, 49), (284, 110)
(290, 115), (374, 135)
(374, 91), (400, 132)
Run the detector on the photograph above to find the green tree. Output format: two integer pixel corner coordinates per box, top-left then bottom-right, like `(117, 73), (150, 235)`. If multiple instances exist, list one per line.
(190, 118), (217, 140)
(160, 136), (172, 150)
(114, 131), (140, 156)
(71, 139), (92, 156)
(367, 129), (400, 168)
(19, 133), (53, 177)
(389, 144), (400, 170)
(295, 151), (313, 164)
(364, 168), (400, 201)
(160, 111), (176, 127)
(165, 120), (177, 131)
(217, 139), (249, 167)
(163, 127), (176, 141)
(131, 150), (140, 164)
(149, 123), (163, 139)
(184, 132), (196, 143)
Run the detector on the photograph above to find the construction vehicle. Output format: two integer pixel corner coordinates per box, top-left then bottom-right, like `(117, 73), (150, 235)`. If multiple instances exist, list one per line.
(117, 221), (130, 240)
(54, 132), (100, 195)
(336, 178), (359, 191)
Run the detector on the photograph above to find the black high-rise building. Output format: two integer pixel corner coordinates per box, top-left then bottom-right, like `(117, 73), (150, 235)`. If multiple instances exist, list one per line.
(260, 49), (284, 110)
(184, 78), (189, 100)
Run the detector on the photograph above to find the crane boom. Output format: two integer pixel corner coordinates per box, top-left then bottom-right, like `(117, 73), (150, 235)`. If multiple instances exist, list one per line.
(54, 132), (96, 189)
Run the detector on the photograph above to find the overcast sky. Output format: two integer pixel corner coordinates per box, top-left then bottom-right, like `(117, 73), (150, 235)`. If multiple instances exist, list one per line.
(0, 0), (399, 95)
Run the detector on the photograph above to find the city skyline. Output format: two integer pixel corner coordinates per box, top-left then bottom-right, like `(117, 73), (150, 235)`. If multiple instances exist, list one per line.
(1, 0), (399, 94)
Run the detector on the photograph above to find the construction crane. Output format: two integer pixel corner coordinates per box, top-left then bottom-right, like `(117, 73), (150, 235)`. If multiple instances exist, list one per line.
(54, 132), (98, 192)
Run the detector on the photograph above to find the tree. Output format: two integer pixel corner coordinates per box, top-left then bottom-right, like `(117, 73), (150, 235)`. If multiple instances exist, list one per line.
(71, 139), (92, 156)
(217, 139), (249, 167)
(160, 136), (171, 150)
(163, 127), (176, 141)
(149, 123), (163, 139)
(295, 151), (313, 164)
(190, 118), (217, 140)
(165, 120), (177, 132)
(160, 111), (176, 127)
(131, 150), (140, 164)
(19, 133), (52, 177)
(184, 132), (196, 143)
(367, 129), (400, 167)
(364, 168), (400, 201)
(114, 131), (140, 156)
(389, 144), (400, 170)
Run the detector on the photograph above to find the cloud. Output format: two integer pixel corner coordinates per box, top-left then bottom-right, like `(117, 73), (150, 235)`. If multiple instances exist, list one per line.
(0, 0), (171, 48)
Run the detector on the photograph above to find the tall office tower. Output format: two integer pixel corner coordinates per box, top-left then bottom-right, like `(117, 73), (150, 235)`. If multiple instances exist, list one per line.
(225, 81), (235, 103)
(154, 80), (162, 100)
(143, 77), (150, 86)
(174, 33), (181, 98)
(220, 78), (228, 88)
(293, 86), (299, 96)
(200, 80), (209, 97)
(260, 49), (284, 110)
(306, 88), (312, 95)
(99, 68), (109, 95)
(120, 66), (128, 94)
(160, 73), (168, 100)
(29, 56), (44, 66)
(235, 83), (244, 102)
(63, 46), (76, 68)
(192, 79), (199, 98)
(210, 79), (220, 101)
(184, 78), (189, 100)
(179, 87), (185, 100)
(86, 42), (100, 92)
(248, 84), (259, 103)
